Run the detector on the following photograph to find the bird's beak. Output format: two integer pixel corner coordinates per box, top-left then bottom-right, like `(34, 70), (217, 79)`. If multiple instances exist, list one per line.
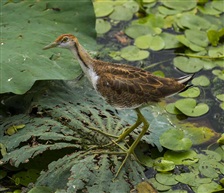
(43, 42), (58, 50)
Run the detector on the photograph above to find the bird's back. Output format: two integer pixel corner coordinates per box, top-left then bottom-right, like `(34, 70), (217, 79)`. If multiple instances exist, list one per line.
(92, 60), (190, 109)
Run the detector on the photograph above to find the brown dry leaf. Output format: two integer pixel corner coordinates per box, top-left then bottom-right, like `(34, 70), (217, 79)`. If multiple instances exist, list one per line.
(131, 181), (158, 193)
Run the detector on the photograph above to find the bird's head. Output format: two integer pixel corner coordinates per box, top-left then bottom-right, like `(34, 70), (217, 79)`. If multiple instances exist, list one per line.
(43, 34), (77, 50)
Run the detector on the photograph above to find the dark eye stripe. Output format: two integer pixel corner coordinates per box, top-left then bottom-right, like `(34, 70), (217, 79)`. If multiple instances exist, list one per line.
(62, 37), (68, 42)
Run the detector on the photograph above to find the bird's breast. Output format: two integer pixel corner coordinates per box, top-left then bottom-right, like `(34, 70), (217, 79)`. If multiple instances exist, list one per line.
(87, 67), (99, 90)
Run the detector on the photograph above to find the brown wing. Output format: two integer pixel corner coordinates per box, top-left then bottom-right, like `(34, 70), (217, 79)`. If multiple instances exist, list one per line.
(94, 63), (185, 108)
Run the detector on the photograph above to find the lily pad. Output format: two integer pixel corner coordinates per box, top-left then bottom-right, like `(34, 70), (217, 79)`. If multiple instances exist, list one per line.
(158, 6), (180, 15)
(135, 34), (165, 51)
(161, 0), (196, 11)
(120, 46), (149, 61)
(153, 158), (175, 172)
(173, 57), (204, 73)
(212, 70), (224, 80)
(176, 35), (205, 52)
(179, 87), (200, 98)
(185, 29), (209, 48)
(198, 2), (223, 15)
(197, 182), (223, 193)
(220, 102), (224, 110)
(165, 103), (183, 115)
(192, 76), (210, 87)
(109, 5), (133, 21)
(132, 14), (164, 28)
(175, 173), (211, 187)
(164, 150), (198, 165)
(215, 93), (224, 103)
(93, 1), (114, 17)
(125, 25), (160, 39)
(175, 98), (209, 117)
(183, 125), (217, 145)
(208, 45), (224, 58)
(96, 19), (111, 34)
(160, 32), (182, 49)
(177, 13), (211, 30)
(155, 173), (178, 186)
(160, 128), (192, 151)
(148, 178), (171, 191)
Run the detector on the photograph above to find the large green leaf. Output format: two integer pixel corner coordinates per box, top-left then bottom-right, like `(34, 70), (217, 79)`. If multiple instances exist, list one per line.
(1, 0), (96, 94)
(0, 79), (146, 192)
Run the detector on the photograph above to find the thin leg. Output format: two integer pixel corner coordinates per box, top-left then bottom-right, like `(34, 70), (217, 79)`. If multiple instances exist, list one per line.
(96, 109), (144, 150)
(114, 108), (149, 178)
(115, 109), (143, 142)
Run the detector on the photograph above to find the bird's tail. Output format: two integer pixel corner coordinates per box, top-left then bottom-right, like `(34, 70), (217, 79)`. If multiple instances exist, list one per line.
(175, 74), (195, 85)
(176, 74), (195, 93)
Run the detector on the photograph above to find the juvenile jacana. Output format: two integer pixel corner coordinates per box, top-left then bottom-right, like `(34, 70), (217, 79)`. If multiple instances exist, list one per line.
(43, 34), (193, 177)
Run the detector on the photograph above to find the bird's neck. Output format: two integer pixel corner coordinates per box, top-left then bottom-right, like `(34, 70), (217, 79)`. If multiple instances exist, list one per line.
(70, 41), (95, 70)
(70, 40), (99, 89)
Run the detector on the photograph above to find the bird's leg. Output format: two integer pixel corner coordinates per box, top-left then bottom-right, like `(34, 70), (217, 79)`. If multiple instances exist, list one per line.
(114, 108), (149, 178)
(115, 109), (143, 142)
(100, 108), (143, 150)
(89, 109), (143, 150)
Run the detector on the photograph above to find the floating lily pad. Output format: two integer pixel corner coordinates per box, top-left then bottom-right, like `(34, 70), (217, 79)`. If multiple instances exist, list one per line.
(202, 150), (222, 162)
(173, 57), (204, 73)
(125, 25), (159, 39)
(216, 94), (224, 101)
(183, 125), (216, 145)
(123, 1), (139, 14)
(160, 32), (182, 49)
(212, 70), (224, 80)
(120, 46), (149, 61)
(177, 13), (211, 30)
(203, 59), (217, 70)
(165, 103), (183, 115)
(208, 45), (224, 58)
(179, 87), (200, 98)
(197, 182), (223, 193)
(175, 98), (209, 117)
(164, 150), (198, 165)
(176, 35), (205, 52)
(93, 2), (114, 17)
(198, 2), (223, 15)
(155, 173), (178, 186)
(96, 19), (111, 34)
(160, 128), (192, 151)
(132, 14), (164, 28)
(161, 0), (196, 11)
(185, 29), (208, 48)
(220, 102), (224, 110)
(199, 161), (219, 178)
(109, 5), (133, 21)
(135, 34), (165, 51)
(192, 76), (210, 87)
(148, 178), (171, 191)
(175, 173), (211, 187)
(154, 158), (175, 172)
(158, 6), (180, 15)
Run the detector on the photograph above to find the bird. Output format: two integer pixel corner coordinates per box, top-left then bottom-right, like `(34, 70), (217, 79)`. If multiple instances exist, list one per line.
(43, 34), (193, 177)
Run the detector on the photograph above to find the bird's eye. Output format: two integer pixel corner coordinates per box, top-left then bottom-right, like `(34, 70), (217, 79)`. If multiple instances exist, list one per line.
(62, 37), (68, 43)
